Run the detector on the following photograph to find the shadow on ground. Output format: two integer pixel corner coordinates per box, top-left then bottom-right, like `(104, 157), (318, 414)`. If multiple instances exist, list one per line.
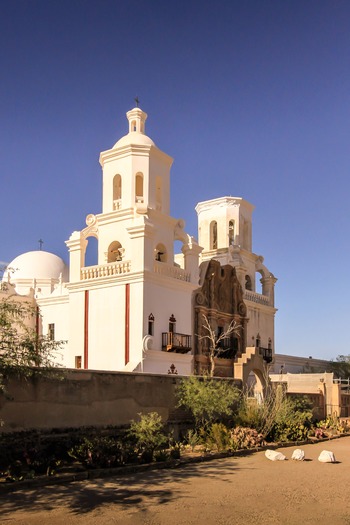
(0, 458), (246, 517)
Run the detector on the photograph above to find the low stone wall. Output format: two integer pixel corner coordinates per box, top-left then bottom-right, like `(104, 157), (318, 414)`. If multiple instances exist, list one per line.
(0, 369), (189, 433)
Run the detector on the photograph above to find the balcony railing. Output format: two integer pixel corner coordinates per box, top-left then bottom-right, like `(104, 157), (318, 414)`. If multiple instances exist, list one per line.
(259, 346), (273, 363)
(81, 261), (131, 280)
(162, 332), (192, 354)
(154, 261), (190, 282)
(244, 290), (270, 306)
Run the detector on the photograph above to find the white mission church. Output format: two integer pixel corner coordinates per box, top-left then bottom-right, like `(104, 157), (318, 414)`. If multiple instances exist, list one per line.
(2, 106), (277, 385)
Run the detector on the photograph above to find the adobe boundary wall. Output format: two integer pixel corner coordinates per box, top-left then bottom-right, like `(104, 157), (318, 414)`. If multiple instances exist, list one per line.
(0, 369), (241, 433)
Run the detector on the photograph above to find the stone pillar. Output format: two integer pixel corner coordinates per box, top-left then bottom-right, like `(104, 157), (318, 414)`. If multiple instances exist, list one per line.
(66, 232), (87, 283)
(261, 275), (277, 306)
(127, 219), (154, 272)
(182, 241), (203, 285)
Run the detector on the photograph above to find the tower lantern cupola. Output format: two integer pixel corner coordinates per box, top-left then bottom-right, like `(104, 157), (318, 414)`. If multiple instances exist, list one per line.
(127, 107), (147, 134)
(99, 107), (173, 216)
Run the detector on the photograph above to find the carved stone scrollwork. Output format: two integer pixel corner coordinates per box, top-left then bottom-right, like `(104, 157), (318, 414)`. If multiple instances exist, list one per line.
(195, 291), (207, 306)
(86, 214), (96, 226)
(142, 335), (153, 351)
(194, 260), (247, 374)
(238, 302), (247, 316)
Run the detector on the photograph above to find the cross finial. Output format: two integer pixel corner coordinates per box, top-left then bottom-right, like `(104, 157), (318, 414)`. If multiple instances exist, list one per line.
(38, 239), (44, 250)
(134, 96), (140, 107)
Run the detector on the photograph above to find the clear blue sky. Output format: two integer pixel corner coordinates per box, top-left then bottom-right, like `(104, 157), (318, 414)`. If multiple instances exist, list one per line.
(1, 1), (350, 360)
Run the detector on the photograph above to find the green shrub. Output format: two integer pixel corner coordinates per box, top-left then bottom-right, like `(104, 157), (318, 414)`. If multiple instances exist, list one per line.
(128, 412), (168, 463)
(317, 415), (350, 435)
(268, 397), (313, 442)
(169, 443), (181, 459)
(154, 449), (170, 462)
(184, 429), (201, 451)
(177, 375), (240, 429)
(235, 398), (264, 430)
(206, 423), (231, 452)
(68, 436), (123, 468)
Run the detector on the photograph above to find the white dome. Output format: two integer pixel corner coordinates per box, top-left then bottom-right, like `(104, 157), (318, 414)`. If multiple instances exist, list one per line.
(3, 251), (69, 283)
(113, 131), (155, 149)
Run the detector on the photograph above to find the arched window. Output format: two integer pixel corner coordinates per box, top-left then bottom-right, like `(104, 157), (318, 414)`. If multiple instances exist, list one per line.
(243, 221), (250, 250)
(113, 174), (122, 209)
(169, 314), (176, 333)
(135, 172), (144, 203)
(255, 271), (263, 294)
(131, 120), (137, 132)
(155, 243), (167, 263)
(148, 313), (154, 336)
(107, 241), (123, 263)
(84, 236), (98, 267)
(256, 333), (261, 349)
(229, 220), (235, 246)
(156, 176), (162, 210)
(245, 274), (252, 291)
(210, 221), (217, 250)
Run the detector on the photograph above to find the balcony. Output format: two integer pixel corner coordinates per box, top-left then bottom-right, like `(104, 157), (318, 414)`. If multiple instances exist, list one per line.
(154, 261), (190, 282)
(81, 261), (131, 280)
(244, 290), (270, 306)
(162, 332), (192, 354)
(259, 346), (273, 364)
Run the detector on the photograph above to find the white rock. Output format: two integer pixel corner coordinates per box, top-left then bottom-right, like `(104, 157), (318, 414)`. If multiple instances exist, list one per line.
(265, 449), (286, 461)
(291, 449), (305, 461)
(318, 450), (336, 463)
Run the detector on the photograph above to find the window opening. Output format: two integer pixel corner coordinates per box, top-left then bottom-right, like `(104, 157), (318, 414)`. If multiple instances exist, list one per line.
(148, 313), (154, 336)
(108, 241), (123, 262)
(156, 176), (162, 210)
(169, 314), (176, 333)
(113, 174), (122, 209)
(84, 236), (98, 267)
(245, 275), (252, 291)
(135, 172), (144, 203)
(229, 220), (235, 245)
(210, 221), (217, 250)
(155, 243), (167, 262)
(75, 356), (82, 369)
(48, 323), (55, 341)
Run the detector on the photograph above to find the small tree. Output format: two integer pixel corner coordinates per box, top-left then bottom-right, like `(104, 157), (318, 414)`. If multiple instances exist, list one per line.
(177, 375), (240, 430)
(198, 314), (241, 377)
(128, 412), (168, 462)
(0, 297), (64, 390)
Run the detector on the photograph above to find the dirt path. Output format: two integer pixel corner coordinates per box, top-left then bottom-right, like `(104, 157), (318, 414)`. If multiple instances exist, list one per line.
(1, 437), (350, 525)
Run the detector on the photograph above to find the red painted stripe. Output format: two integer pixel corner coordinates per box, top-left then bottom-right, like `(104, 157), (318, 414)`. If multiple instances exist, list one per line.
(35, 307), (40, 338)
(35, 307), (40, 362)
(125, 284), (130, 365)
(84, 290), (89, 369)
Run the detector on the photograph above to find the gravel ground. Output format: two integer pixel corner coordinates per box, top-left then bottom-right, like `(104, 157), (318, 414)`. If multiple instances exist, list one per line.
(1, 436), (350, 525)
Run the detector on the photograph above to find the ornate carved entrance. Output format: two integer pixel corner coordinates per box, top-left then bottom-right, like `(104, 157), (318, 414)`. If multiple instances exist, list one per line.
(193, 260), (248, 377)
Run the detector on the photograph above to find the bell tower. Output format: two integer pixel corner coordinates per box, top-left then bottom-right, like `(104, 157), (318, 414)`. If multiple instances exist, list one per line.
(99, 107), (172, 216)
(195, 195), (277, 357)
(66, 106), (201, 375)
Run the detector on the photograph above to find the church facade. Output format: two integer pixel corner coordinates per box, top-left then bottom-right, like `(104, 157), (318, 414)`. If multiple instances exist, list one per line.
(2, 107), (277, 382)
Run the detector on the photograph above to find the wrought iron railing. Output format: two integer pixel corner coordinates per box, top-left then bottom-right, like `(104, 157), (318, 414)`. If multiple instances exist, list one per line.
(259, 346), (273, 363)
(162, 332), (192, 353)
